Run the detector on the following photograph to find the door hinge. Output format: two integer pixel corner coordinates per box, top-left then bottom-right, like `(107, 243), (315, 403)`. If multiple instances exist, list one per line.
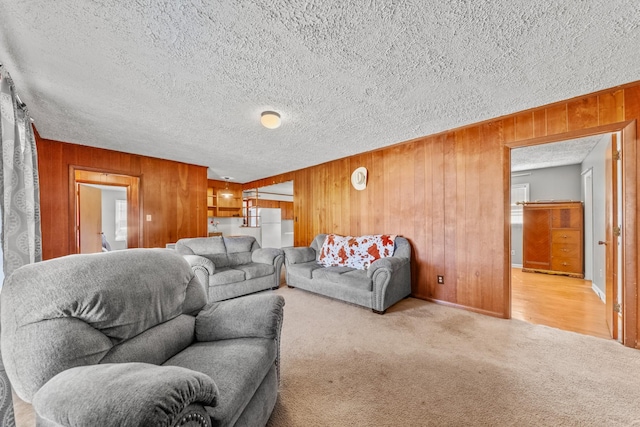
(613, 226), (621, 237)
(614, 150), (621, 161)
(614, 303), (621, 313)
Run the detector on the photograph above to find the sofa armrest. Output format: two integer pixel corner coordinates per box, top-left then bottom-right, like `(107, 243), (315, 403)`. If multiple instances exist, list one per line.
(283, 247), (316, 265)
(252, 247), (284, 266)
(183, 254), (215, 275)
(367, 256), (408, 278)
(33, 363), (218, 427)
(195, 293), (284, 342)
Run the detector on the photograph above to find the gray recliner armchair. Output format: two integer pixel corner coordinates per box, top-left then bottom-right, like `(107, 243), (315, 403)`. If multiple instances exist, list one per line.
(0, 323), (15, 427)
(0, 249), (284, 427)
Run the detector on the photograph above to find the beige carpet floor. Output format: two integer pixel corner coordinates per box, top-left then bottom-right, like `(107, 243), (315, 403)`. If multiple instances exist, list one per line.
(13, 286), (640, 426)
(267, 287), (640, 427)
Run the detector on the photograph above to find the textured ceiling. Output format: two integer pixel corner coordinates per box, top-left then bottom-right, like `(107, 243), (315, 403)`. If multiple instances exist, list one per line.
(511, 134), (607, 172)
(0, 1), (638, 183)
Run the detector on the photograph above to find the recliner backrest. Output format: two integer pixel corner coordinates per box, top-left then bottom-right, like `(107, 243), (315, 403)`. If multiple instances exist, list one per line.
(0, 249), (206, 402)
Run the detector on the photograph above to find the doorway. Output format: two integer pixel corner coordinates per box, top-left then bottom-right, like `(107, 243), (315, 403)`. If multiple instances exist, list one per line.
(72, 168), (141, 253)
(507, 122), (635, 346)
(77, 184), (128, 253)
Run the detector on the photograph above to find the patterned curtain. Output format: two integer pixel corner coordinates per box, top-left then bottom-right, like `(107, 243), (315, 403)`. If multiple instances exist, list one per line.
(0, 65), (42, 281)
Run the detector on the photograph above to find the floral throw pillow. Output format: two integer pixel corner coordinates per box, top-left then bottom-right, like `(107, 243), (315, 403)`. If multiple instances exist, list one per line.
(318, 234), (397, 269)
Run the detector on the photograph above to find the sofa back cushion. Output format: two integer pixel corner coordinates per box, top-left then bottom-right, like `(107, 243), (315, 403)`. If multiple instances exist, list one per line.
(224, 236), (258, 266)
(318, 234), (397, 269)
(310, 234), (329, 259)
(0, 249), (202, 401)
(176, 236), (230, 267)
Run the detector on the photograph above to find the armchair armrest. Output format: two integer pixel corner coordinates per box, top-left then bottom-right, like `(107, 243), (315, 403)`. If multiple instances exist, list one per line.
(33, 363), (218, 427)
(195, 293), (284, 342)
(252, 247), (284, 265)
(183, 254), (215, 275)
(283, 247), (316, 265)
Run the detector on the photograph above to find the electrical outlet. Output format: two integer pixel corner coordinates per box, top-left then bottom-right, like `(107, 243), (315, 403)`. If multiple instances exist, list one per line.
(437, 275), (444, 284)
(511, 249), (515, 256)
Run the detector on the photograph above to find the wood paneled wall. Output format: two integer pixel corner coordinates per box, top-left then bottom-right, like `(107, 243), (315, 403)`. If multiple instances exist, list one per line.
(246, 82), (640, 347)
(36, 136), (208, 260)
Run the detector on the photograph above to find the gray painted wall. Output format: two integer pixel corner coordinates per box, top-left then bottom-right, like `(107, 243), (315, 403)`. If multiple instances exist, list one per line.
(511, 164), (582, 266)
(580, 136), (609, 297)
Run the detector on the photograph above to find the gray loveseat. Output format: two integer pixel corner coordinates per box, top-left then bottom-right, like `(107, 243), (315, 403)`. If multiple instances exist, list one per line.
(1, 249), (284, 427)
(284, 234), (412, 314)
(176, 236), (284, 303)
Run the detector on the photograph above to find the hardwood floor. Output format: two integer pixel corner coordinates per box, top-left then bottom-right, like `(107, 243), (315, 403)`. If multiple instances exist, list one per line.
(511, 267), (611, 339)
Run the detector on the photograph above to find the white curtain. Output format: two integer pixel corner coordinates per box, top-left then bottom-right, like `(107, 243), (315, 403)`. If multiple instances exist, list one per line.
(0, 65), (42, 282)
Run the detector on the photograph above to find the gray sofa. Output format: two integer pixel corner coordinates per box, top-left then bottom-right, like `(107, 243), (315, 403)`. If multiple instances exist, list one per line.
(176, 236), (284, 302)
(1, 248), (284, 427)
(284, 234), (412, 314)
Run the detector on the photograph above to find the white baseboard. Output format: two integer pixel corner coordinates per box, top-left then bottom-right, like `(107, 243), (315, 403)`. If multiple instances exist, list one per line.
(511, 263), (523, 268)
(591, 283), (606, 303)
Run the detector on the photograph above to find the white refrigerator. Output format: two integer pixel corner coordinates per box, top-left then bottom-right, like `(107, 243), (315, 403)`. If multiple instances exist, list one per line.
(258, 208), (282, 248)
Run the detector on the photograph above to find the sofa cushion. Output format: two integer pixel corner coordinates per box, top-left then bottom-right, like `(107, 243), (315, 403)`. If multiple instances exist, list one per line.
(283, 247), (316, 264)
(210, 267), (246, 286)
(338, 270), (373, 291)
(224, 236), (256, 252)
(224, 236), (256, 266)
(318, 234), (396, 269)
(287, 261), (323, 279)
(164, 338), (276, 427)
(177, 237), (230, 268)
(234, 263), (275, 280)
(227, 251), (253, 266)
(311, 267), (372, 291)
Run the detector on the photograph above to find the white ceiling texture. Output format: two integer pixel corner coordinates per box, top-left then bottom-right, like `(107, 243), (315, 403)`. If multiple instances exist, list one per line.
(0, 1), (639, 183)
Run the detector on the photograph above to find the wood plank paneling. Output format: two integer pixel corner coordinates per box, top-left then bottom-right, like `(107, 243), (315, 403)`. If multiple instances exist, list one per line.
(249, 81), (639, 345)
(567, 96), (599, 131)
(546, 104), (568, 135)
(36, 136), (207, 260)
(599, 90), (624, 125)
(533, 109), (547, 138)
(515, 112), (534, 140)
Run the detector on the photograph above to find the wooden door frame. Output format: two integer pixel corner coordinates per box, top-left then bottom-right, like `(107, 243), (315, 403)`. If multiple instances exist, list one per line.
(70, 166), (143, 253)
(504, 120), (638, 348)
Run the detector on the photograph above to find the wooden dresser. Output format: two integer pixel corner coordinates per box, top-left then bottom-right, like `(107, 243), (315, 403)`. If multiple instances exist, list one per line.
(522, 201), (584, 278)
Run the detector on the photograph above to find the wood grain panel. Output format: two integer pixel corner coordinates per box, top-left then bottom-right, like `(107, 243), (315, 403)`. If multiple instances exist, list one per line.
(515, 112), (534, 140)
(625, 85), (640, 123)
(411, 141), (427, 298)
(598, 90), (624, 125)
(567, 96), (599, 131)
(545, 104), (568, 135)
(620, 116), (638, 346)
(36, 135), (207, 259)
(442, 133), (458, 304)
(533, 109), (547, 137)
(502, 117), (516, 143)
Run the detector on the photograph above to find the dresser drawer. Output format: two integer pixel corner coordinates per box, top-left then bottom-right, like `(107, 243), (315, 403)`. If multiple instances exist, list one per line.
(551, 242), (580, 259)
(551, 230), (580, 245)
(551, 256), (582, 273)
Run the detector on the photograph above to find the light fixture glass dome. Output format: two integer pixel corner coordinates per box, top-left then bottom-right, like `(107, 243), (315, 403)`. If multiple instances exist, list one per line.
(261, 111), (281, 129)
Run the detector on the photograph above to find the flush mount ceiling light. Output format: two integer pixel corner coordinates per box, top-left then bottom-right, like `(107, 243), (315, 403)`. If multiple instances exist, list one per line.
(260, 111), (281, 129)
